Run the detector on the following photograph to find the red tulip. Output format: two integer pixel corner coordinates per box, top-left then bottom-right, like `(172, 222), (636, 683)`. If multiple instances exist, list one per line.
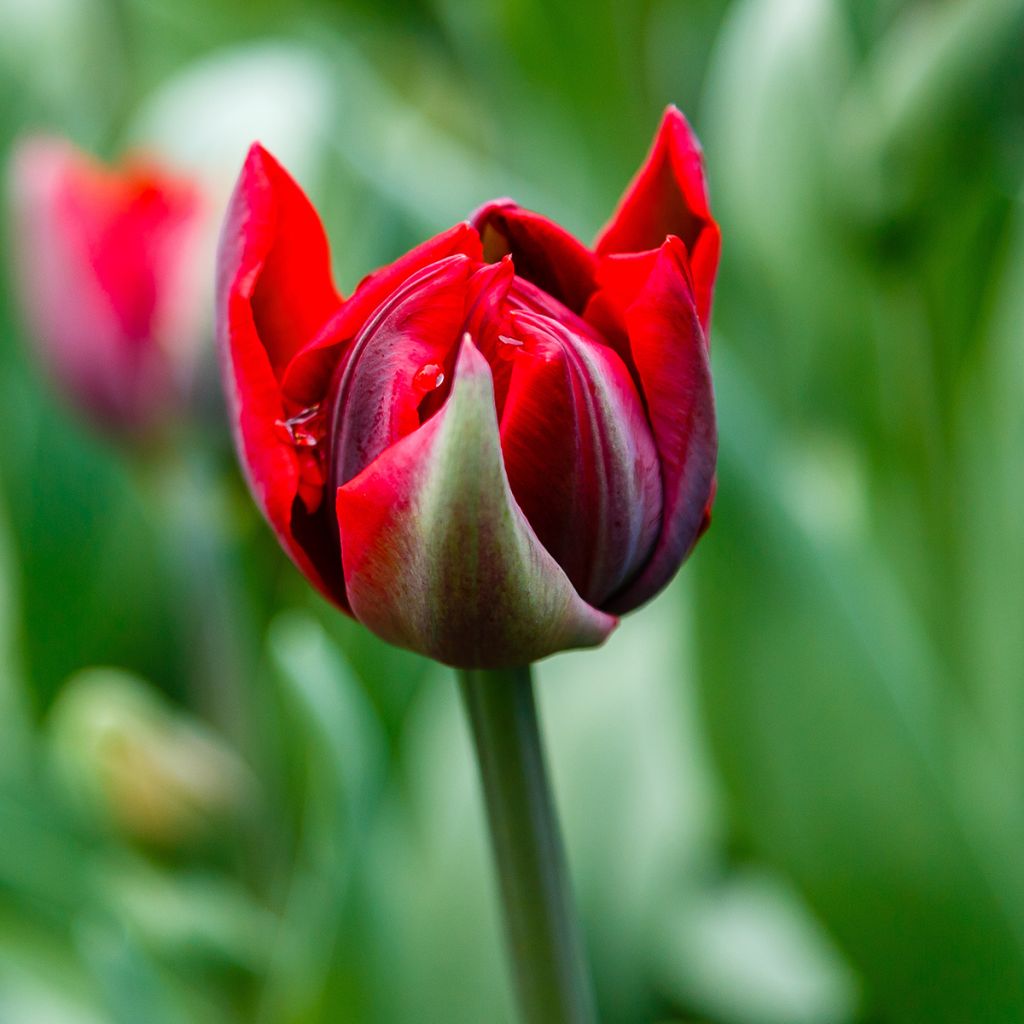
(10, 137), (205, 434)
(217, 106), (718, 667)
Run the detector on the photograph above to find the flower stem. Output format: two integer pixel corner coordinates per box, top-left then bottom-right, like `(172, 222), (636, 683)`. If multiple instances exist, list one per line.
(458, 665), (596, 1024)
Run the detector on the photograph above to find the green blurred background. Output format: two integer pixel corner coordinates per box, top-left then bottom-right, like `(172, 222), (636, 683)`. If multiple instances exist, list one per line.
(2, 0), (1024, 1021)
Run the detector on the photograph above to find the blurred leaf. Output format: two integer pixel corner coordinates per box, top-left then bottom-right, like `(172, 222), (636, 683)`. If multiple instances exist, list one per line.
(0, 0), (124, 138)
(702, 0), (861, 405)
(268, 610), (388, 858)
(78, 920), (214, 1024)
(695, 346), (1024, 1022)
(0, 773), (96, 920)
(0, 903), (112, 1024)
(957, 187), (1024, 795)
(0, 401), (185, 707)
(537, 592), (723, 1022)
(654, 869), (859, 1024)
(358, 672), (514, 1024)
(315, 35), (572, 237)
(259, 610), (388, 1023)
(127, 39), (336, 216)
(838, 0), (1024, 214)
(101, 863), (273, 973)
(0, 493), (29, 767)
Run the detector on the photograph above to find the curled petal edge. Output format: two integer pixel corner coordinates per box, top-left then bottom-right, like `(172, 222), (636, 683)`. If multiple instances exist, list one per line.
(216, 143), (344, 604)
(471, 199), (598, 315)
(606, 236), (717, 614)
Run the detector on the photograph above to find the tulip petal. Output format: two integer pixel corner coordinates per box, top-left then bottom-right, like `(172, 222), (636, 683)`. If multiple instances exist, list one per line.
(328, 254), (476, 488)
(499, 311), (662, 606)
(216, 144), (345, 604)
(11, 138), (202, 430)
(605, 237), (717, 614)
(336, 339), (617, 668)
(281, 222), (483, 407)
(472, 199), (598, 314)
(594, 106), (720, 330)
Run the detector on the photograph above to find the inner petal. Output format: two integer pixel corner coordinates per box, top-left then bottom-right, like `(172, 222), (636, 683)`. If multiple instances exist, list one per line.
(497, 310), (662, 605)
(327, 255), (474, 492)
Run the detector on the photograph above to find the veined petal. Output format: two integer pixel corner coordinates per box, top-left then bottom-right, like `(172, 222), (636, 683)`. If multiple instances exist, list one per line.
(216, 143), (344, 604)
(335, 339), (617, 668)
(328, 254), (475, 488)
(471, 199), (598, 314)
(606, 236), (716, 613)
(499, 311), (661, 606)
(594, 106), (720, 331)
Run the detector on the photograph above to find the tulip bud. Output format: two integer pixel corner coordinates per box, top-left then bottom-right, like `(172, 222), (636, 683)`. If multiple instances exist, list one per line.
(8, 137), (205, 436)
(47, 668), (252, 849)
(216, 107), (718, 668)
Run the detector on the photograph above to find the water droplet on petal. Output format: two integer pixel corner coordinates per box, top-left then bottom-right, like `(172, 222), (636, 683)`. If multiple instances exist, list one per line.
(414, 363), (445, 392)
(497, 335), (524, 361)
(274, 404), (324, 448)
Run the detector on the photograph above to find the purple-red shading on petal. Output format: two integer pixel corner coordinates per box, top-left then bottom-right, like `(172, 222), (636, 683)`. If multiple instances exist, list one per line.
(605, 236), (717, 614)
(326, 254), (476, 489)
(499, 310), (661, 606)
(594, 106), (719, 332)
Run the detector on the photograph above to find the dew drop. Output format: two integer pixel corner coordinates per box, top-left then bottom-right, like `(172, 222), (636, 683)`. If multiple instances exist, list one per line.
(497, 334), (524, 361)
(413, 362), (445, 392)
(274, 404), (324, 448)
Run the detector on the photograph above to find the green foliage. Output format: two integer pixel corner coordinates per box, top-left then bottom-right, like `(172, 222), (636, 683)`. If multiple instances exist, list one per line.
(1, 0), (1023, 1020)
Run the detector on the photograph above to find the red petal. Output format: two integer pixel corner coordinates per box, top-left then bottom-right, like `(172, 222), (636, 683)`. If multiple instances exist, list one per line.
(230, 145), (341, 377)
(336, 340), (617, 667)
(280, 221), (483, 408)
(216, 144), (345, 605)
(594, 106), (720, 331)
(11, 137), (203, 431)
(606, 236), (717, 613)
(581, 246), (662, 362)
(499, 311), (661, 606)
(327, 254), (476, 489)
(472, 199), (598, 314)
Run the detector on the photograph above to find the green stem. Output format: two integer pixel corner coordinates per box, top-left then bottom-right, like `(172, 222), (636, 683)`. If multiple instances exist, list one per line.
(458, 666), (596, 1024)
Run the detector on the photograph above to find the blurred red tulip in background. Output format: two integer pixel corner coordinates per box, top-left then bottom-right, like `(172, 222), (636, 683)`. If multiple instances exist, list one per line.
(9, 137), (205, 436)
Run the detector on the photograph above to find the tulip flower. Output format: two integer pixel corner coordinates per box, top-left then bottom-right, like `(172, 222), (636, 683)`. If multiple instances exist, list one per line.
(216, 106), (717, 669)
(218, 105), (718, 1024)
(9, 137), (205, 434)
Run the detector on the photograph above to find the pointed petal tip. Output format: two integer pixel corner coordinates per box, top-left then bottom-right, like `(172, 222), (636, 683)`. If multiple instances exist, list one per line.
(244, 141), (274, 166)
(237, 143), (293, 194)
(660, 103), (699, 142)
(594, 106), (718, 329)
